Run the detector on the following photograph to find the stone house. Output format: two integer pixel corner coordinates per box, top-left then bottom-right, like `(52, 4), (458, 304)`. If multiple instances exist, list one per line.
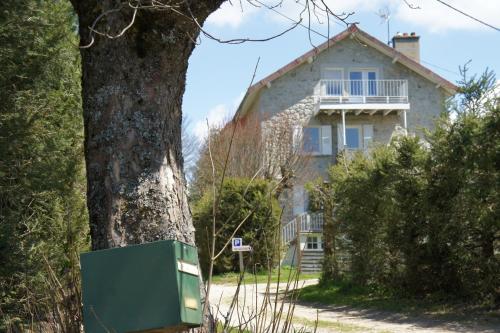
(234, 24), (457, 272)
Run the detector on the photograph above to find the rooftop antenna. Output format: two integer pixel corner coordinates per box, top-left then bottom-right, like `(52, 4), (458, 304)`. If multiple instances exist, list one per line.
(377, 7), (391, 46)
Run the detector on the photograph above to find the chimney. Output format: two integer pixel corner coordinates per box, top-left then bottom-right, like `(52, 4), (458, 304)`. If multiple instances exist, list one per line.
(392, 32), (420, 63)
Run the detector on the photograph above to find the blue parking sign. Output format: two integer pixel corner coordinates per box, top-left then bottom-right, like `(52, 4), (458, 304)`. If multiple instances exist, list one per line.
(232, 238), (242, 249)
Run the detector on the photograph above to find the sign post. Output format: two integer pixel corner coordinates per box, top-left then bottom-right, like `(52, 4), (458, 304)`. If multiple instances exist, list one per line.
(239, 252), (244, 272)
(231, 238), (252, 273)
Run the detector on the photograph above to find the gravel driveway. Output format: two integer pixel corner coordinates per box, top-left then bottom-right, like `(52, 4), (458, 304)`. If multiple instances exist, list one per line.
(208, 279), (500, 333)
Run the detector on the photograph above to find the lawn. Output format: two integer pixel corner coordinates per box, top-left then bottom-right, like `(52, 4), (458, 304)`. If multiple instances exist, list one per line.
(298, 280), (499, 316)
(211, 267), (320, 285)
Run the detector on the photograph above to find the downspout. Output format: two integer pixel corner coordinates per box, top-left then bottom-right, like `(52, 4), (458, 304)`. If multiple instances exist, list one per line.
(342, 110), (346, 148)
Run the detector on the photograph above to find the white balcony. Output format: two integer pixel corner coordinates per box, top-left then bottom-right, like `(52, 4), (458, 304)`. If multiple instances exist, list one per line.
(318, 79), (409, 111)
(282, 212), (324, 245)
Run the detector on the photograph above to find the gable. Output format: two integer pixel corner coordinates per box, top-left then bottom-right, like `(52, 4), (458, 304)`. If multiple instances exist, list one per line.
(235, 25), (457, 119)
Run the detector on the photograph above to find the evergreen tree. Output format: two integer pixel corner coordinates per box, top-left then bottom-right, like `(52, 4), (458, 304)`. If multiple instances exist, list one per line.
(311, 70), (499, 302)
(0, 1), (88, 329)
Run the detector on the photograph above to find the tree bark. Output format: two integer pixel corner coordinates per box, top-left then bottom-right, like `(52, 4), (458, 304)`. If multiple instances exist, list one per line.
(71, 0), (223, 250)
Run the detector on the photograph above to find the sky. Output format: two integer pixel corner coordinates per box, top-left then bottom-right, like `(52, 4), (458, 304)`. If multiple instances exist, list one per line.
(183, 0), (500, 141)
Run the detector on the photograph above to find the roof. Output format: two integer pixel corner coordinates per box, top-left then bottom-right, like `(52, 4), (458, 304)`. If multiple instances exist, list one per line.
(235, 24), (457, 119)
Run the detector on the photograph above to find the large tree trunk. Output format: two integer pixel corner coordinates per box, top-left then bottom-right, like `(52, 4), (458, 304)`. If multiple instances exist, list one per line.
(71, 1), (222, 250)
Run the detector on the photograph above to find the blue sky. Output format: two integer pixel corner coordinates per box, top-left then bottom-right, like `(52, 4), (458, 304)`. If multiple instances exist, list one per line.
(183, 0), (500, 140)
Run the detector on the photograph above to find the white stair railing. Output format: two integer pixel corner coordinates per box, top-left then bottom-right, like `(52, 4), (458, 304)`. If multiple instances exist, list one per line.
(282, 212), (324, 245)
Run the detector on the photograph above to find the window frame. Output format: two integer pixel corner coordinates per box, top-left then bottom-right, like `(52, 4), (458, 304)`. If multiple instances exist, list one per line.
(305, 235), (323, 251)
(348, 68), (379, 96)
(345, 125), (362, 150)
(321, 67), (344, 96)
(301, 125), (332, 156)
(302, 127), (321, 154)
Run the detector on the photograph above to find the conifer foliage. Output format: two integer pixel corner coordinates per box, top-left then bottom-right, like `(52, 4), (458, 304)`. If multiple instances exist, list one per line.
(311, 71), (499, 303)
(193, 178), (281, 276)
(0, 1), (88, 330)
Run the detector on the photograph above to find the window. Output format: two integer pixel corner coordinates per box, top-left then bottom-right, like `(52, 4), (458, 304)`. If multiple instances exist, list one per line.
(294, 125), (332, 155)
(337, 124), (374, 151)
(322, 68), (343, 96)
(327, 81), (342, 96)
(303, 127), (320, 153)
(345, 127), (360, 149)
(368, 71), (377, 96)
(306, 236), (319, 250)
(292, 185), (308, 216)
(306, 236), (323, 250)
(349, 69), (378, 96)
(349, 71), (363, 96)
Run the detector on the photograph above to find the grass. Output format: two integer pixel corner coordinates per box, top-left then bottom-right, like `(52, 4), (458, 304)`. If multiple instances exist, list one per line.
(297, 280), (494, 316)
(294, 317), (403, 333)
(211, 267), (320, 285)
(217, 312), (367, 333)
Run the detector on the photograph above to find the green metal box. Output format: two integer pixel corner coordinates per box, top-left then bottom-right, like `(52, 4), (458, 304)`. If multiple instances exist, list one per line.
(80, 240), (203, 333)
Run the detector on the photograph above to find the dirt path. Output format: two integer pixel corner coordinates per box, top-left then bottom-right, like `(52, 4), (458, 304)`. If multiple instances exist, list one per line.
(208, 279), (500, 333)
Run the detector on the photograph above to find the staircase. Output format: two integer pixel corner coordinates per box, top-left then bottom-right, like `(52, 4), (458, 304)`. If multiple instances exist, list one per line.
(299, 250), (324, 273)
(282, 212), (324, 244)
(281, 212), (325, 273)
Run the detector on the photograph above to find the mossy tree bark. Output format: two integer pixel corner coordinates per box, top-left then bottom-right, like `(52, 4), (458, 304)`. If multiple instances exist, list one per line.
(70, 0), (224, 250)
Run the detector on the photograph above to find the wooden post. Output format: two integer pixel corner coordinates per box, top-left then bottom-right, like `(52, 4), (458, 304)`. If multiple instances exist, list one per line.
(239, 252), (244, 272)
(296, 215), (302, 271)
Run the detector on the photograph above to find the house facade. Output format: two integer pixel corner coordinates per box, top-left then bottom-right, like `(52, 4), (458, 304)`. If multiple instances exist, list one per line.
(234, 25), (456, 272)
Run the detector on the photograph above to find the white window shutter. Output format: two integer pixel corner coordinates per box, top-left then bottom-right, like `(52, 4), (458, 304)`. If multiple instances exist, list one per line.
(292, 125), (302, 151)
(363, 124), (373, 149)
(337, 123), (344, 151)
(292, 185), (305, 215)
(321, 125), (332, 155)
(304, 190), (309, 212)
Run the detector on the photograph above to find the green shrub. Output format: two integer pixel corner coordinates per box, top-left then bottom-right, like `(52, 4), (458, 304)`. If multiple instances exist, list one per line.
(193, 178), (281, 276)
(311, 70), (499, 303)
(0, 1), (89, 329)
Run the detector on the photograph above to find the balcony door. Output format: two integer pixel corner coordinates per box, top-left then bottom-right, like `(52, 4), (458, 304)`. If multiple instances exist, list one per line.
(349, 70), (377, 96)
(322, 68), (343, 96)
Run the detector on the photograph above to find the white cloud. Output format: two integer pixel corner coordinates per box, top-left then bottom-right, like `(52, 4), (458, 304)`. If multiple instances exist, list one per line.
(192, 104), (230, 140)
(322, 0), (500, 33)
(263, 0), (397, 26)
(232, 91), (245, 109)
(206, 1), (258, 28)
(204, 0), (500, 35)
(290, 0), (500, 33)
(192, 93), (244, 140)
(208, 0), (499, 33)
(394, 0), (500, 33)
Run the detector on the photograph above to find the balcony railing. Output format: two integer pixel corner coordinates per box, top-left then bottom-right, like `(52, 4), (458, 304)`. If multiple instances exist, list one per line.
(319, 79), (408, 104)
(282, 212), (324, 245)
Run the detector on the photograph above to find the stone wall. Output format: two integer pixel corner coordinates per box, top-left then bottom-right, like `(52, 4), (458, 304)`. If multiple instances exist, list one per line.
(258, 37), (449, 183)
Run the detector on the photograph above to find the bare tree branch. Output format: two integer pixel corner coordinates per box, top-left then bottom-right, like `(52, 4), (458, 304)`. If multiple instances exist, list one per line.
(79, 0), (357, 49)
(402, 0), (421, 10)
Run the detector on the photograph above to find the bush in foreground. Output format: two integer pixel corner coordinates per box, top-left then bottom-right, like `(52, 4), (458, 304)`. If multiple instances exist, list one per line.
(193, 178), (281, 276)
(311, 70), (499, 304)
